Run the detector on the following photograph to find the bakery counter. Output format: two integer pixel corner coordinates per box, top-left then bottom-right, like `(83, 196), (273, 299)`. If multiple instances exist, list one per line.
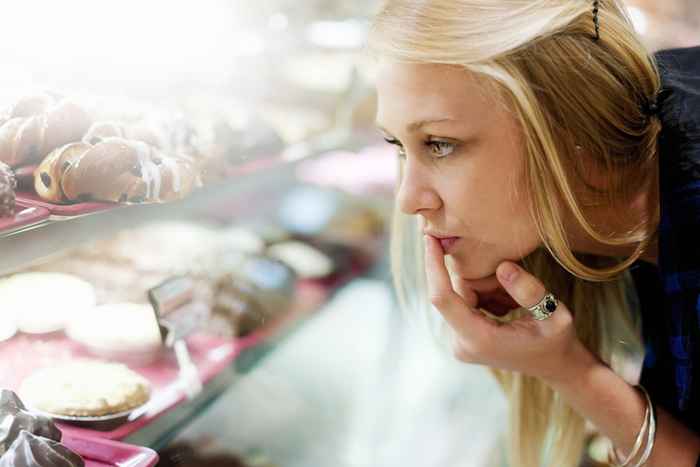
(0, 128), (352, 277)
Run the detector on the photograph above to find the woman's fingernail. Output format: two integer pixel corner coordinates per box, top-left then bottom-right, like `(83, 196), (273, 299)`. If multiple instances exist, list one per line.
(498, 263), (518, 283)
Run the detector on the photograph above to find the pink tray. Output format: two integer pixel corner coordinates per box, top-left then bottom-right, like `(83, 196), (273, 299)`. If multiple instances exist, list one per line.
(63, 434), (158, 467)
(0, 201), (50, 234)
(15, 191), (116, 218)
(0, 281), (328, 441)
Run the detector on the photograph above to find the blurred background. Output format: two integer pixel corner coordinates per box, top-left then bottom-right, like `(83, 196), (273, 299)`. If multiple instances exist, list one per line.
(0, 1), (697, 467)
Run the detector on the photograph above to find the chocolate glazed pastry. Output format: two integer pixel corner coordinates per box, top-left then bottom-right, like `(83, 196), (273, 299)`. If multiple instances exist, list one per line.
(0, 94), (92, 167)
(0, 162), (16, 217)
(0, 390), (61, 456)
(34, 137), (201, 204)
(0, 431), (84, 467)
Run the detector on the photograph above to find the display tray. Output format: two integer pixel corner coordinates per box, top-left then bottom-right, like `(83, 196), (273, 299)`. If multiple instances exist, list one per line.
(15, 191), (116, 219)
(0, 201), (50, 236)
(11, 155), (282, 221)
(63, 434), (159, 467)
(0, 281), (329, 441)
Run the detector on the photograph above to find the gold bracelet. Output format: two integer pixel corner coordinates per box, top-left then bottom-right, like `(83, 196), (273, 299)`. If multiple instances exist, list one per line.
(608, 384), (654, 467)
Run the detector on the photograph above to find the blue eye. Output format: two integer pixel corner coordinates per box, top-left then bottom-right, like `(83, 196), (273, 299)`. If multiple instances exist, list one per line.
(428, 140), (455, 158)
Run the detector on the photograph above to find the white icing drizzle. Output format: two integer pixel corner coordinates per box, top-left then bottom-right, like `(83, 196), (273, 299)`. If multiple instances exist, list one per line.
(160, 156), (181, 194)
(134, 142), (162, 201)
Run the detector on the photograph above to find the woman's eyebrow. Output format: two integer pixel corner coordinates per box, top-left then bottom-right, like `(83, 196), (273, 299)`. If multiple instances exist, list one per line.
(376, 117), (457, 134)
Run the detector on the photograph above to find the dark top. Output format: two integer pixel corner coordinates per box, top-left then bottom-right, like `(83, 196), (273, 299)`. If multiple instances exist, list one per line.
(633, 45), (700, 434)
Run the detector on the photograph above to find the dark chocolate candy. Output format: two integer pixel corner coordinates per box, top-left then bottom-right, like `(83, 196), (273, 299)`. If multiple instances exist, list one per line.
(0, 430), (84, 467)
(0, 390), (62, 456)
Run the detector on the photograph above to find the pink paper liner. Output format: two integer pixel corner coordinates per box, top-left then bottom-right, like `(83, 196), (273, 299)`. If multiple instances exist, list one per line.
(63, 434), (158, 467)
(0, 282), (329, 442)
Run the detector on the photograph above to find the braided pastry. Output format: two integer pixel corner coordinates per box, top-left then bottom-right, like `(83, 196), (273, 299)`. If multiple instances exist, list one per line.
(0, 162), (16, 217)
(82, 121), (166, 149)
(35, 137), (200, 204)
(0, 94), (91, 167)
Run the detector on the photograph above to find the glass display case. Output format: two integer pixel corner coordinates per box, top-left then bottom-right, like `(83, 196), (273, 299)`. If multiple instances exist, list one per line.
(0, 1), (697, 466)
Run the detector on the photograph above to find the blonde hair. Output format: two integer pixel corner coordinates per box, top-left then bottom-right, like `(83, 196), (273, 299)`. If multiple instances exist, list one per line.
(369, 1), (662, 466)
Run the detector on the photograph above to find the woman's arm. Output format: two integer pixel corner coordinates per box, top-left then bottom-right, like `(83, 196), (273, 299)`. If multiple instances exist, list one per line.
(545, 342), (700, 467)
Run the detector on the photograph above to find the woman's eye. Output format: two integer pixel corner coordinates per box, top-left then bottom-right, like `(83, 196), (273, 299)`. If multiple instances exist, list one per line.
(428, 140), (455, 158)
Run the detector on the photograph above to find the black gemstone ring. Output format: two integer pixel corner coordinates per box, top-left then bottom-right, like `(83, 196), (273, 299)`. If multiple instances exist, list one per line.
(528, 293), (558, 321)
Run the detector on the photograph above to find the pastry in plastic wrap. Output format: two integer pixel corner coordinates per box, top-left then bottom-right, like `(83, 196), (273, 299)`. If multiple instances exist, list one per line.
(0, 162), (16, 218)
(34, 137), (201, 204)
(19, 360), (151, 417)
(0, 390), (61, 457)
(0, 272), (96, 334)
(211, 252), (296, 336)
(0, 94), (92, 167)
(0, 430), (84, 467)
(210, 277), (264, 336)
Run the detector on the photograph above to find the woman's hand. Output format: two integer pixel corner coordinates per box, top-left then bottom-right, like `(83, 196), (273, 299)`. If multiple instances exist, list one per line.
(425, 235), (589, 383)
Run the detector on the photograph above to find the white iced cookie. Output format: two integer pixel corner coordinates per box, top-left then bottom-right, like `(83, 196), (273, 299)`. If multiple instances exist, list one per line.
(266, 241), (333, 279)
(0, 273), (96, 334)
(19, 360), (151, 417)
(66, 304), (162, 357)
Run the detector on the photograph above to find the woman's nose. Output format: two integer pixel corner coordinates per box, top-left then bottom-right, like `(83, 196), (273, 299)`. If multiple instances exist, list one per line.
(396, 163), (441, 215)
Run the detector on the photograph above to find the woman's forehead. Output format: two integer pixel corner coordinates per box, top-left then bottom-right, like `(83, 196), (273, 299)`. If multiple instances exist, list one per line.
(375, 62), (502, 132)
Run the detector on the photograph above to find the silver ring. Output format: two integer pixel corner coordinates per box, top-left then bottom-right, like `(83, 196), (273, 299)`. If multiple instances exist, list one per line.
(528, 293), (558, 321)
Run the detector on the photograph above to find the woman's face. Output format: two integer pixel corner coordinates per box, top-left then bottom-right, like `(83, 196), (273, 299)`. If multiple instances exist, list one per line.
(376, 62), (542, 282)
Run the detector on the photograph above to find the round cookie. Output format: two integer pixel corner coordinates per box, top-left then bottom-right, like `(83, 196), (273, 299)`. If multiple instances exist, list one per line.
(19, 360), (151, 417)
(0, 273), (96, 334)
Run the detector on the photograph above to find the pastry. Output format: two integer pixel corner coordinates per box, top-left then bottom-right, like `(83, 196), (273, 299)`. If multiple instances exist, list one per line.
(0, 162), (16, 218)
(210, 277), (264, 336)
(0, 272), (96, 334)
(19, 360), (151, 417)
(211, 252), (296, 335)
(34, 137), (201, 204)
(0, 431), (84, 467)
(0, 390), (61, 457)
(267, 241), (334, 279)
(66, 303), (163, 363)
(0, 94), (91, 167)
(82, 121), (166, 148)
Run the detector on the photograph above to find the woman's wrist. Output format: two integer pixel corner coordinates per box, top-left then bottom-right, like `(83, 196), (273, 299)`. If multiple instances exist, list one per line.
(540, 339), (603, 390)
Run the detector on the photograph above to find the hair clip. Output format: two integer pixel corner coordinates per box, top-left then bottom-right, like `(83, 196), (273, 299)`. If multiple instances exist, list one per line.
(592, 1), (600, 41)
(641, 88), (671, 118)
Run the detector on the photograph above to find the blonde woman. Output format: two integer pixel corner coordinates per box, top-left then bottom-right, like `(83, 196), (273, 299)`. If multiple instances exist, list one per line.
(369, 1), (700, 466)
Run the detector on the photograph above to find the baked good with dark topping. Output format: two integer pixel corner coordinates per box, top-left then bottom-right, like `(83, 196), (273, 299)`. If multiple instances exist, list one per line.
(0, 162), (16, 218)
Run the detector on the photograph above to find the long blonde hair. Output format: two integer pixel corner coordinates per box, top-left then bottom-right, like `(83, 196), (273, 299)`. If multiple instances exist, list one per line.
(369, 1), (662, 466)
